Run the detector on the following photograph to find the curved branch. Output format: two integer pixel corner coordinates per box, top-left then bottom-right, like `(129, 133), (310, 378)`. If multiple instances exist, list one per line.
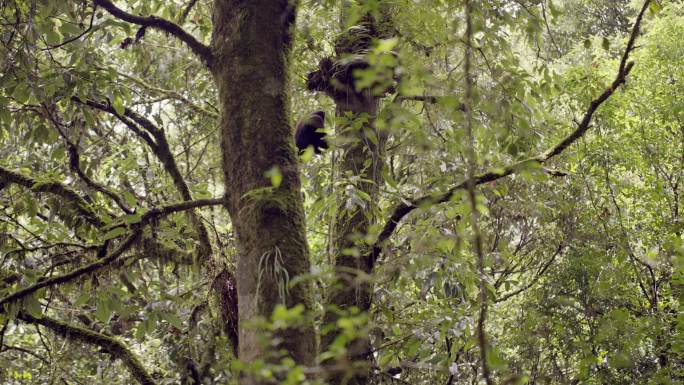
(495, 243), (564, 303)
(0, 166), (103, 228)
(0, 232), (140, 310)
(93, 0), (213, 67)
(72, 98), (158, 148)
(41, 103), (134, 214)
(140, 197), (224, 222)
(1, 345), (50, 364)
(114, 70), (219, 117)
(74, 98), (195, 203)
(74, 97), (214, 259)
(18, 312), (156, 385)
(42, 4), (97, 51)
(0, 197), (223, 309)
(368, 0), (650, 267)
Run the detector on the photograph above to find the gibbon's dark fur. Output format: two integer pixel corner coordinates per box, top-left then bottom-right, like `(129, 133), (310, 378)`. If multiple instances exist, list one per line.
(295, 110), (328, 154)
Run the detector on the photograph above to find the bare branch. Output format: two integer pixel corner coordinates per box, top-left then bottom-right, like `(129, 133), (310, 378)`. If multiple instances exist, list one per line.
(495, 244), (564, 302)
(180, 0), (199, 24)
(114, 70), (219, 117)
(140, 197), (224, 222)
(72, 97), (158, 148)
(462, 1), (493, 383)
(0, 232), (140, 310)
(42, 4), (97, 51)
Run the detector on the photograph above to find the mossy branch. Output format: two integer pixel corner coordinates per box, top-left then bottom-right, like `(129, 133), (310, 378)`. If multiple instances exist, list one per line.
(73, 97), (214, 258)
(0, 198), (223, 310)
(0, 165), (103, 227)
(18, 311), (156, 385)
(41, 103), (134, 214)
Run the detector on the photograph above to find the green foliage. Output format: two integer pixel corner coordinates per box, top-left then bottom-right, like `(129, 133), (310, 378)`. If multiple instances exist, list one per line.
(0, 0), (682, 384)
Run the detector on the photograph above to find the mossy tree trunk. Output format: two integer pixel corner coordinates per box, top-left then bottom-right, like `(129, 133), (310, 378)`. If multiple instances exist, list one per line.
(327, 95), (383, 385)
(210, 1), (315, 380)
(307, 6), (392, 384)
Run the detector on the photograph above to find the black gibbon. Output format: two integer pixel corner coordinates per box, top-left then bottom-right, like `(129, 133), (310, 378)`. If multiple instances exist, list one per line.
(295, 110), (328, 154)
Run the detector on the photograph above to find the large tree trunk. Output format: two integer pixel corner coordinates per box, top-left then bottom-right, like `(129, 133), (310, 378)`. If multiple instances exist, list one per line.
(210, 0), (315, 380)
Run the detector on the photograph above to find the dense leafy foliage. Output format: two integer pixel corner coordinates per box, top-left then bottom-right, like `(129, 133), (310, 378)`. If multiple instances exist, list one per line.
(0, 0), (682, 384)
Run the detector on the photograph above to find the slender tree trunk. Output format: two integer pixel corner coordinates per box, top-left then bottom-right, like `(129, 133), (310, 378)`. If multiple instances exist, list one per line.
(325, 93), (383, 385)
(307, 6), (391, 384)
(210, 1), (315, 381)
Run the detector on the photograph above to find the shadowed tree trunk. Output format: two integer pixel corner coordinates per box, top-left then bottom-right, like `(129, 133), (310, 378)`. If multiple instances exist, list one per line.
(307, 5), (393, 384)
(210, 0), (316, 380)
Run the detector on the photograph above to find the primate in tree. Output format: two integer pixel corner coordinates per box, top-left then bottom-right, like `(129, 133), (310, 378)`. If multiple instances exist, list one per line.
(295, 110), (328, 154)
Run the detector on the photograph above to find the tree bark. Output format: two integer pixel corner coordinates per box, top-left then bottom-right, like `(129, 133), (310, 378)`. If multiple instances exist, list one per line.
(307, 6), (391, 384)
(325, 94), (383, 385)
(210, 0), (315, 380)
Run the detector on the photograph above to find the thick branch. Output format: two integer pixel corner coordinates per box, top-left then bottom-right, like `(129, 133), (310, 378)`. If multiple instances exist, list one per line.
(0, 232), (140, 310)
(73, 98), (158, 149)
(65, 142), (133, 213)
(0, 198), (223, 309)
(93, 0), (212, 66)
(74, 97), (214, 258)
(368, 0), (650, 267)
(41, 103), (133, 214)
(543, 0), (649, 159)
(74, 98), (195, 203)
(0, 166), (103, 228)
(18, 312), (156, 385)
(140, 197), (224, 223)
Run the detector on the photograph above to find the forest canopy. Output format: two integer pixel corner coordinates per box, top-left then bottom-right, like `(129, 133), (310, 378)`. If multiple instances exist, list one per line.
(0, 1), (682, 385)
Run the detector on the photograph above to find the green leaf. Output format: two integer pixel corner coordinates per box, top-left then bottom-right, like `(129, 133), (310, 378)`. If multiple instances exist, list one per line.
(123, 213), (142, 225)
(649, 2), (662, 14)
(24, 295), (43, 318)
(0, 106), (10, 125)
(282, 366), (305, 385)
(74, 292), (91, 307)
(102, 226), (127, 240)
(45, 28), (63, 45)
(162, 312), (183, 329)
(112, 95), (125, 116)
(60, 22), (83, 37)
(487, 348), (506, 370)
(375, 37), (398, 53)
(264, 166), (282, 188)
(122, 191), (137, 207)
(95, 297), (113, 323)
